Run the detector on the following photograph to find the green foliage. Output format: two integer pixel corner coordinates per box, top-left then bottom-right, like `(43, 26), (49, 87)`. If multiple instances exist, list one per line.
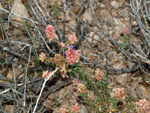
(16, 34), (20, 38)
(72, 66), (136, 112)
(24, 21), (32, 32)
(0, 58), (5, 64)
(34, 57), (40, 67)
(51, 4), (60, 17)
(123, 35), (130, 50)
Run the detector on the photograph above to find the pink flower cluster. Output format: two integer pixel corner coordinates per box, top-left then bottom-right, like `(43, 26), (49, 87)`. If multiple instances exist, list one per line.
(113, 88), (125, 100)
(42, 70), (53, 80)
(72, 79), (79, 90)
(72, 79), (79, 86)
(59, 103), (80, 113)
(66, 45), (80, 65)
(46, 25), (57, 41)
(68, 35), (78, 44)
(60, 108), (69, 113)
(122, 27), (129, 35)
(72, 103), (80, 113)
(136, 99), (150, 113)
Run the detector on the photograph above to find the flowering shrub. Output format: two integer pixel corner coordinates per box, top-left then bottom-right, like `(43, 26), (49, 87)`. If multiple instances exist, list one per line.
(136, 99), (150, 113)
(72, 79), (79, 86)
(66, 45), (80, 65)
(39, 25), (80, 79)
(113, 88), (125, 100)
(94, 69), (104, 81)
(72, 103), (80, 113)
(59, 104), (80, 113)
(68, 35), (78, 44)
(76, 83), (87, 94)
(39, 52), (47, 62)
(60, 108), (69, 113)
(46, 25), (57, 41)
(36, 25), (136, 113)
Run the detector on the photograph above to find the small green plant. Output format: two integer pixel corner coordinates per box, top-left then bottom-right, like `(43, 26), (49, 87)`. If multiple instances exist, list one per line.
(123, 34), (130, 50)
(33, 25), (137, 113)
(16, 34), (20, 38)
(51, 4), (60, 17)
(34, 57), (40, 67)
(0, 58), (5, 64)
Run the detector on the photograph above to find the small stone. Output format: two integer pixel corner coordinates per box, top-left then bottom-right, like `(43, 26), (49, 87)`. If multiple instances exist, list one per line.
(93, 35), (100, 41)
(127, 61), (135, 68)
(124, 18), (129, 21)
(129, 88), (138, 99)
(116, 73), (128, 86)
(108, 51), (117, 58)
(83, 11), (93, 24)
(86, 37), (92, 43)
(68, 20), (76, 31)
(13, 58), (18, 63)
(57, 1), (63, 6)
(136, 85), (150, 99)
(7, 71), (13, 78)
(9, 0), (29, 27)
(92, 40), (98, 45)
(59, 10), (71, 21)
(111, 1), (119, 9)
(98, 42), (106, 51)
(80, 105), (88, 113)
(65, 10), (71, 21)
(18, 65), (22, 69)
(100, 3), (105, 8)
(133, 21), (138, 26)
(90, 32), (94, 38)
(113, 63), (124, 70)
(109, 31), (113, 36)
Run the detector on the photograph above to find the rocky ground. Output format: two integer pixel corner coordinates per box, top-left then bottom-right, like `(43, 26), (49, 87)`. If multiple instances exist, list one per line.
(0, 0), (150, 113)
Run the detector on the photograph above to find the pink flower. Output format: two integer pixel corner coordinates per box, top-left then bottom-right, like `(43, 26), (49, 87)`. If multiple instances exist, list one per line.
(46, 25), (57, 41)
(113, 88), (125, 99)
(60, 108), (69, 113)
(72, 79), (79, 86)
(136, 99), (150, 113)
(42, 70), (53, 80)
(68, 35), (78, 44)
(72, 103), (80, 113)
(122, 27), (129, 35)
(66, 45), (80, 65)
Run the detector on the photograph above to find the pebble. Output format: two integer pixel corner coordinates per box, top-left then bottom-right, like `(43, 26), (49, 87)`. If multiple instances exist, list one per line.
(18, 65), (22, 69)
(86, 37), (92, 43)
(133, 21), (138, 26)
(89, 32), (94, 38)
(93, 35), (100, 41)
(83, 11), (93, 24)
(111, 1), (119, 9)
